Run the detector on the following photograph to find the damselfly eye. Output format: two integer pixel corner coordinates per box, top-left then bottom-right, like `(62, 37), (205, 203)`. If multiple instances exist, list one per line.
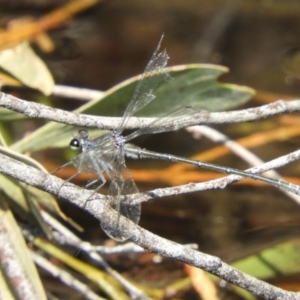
(70, 138), (80, 150)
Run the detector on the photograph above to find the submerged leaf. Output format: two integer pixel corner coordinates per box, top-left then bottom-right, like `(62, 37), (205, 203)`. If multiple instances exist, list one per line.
(232, 239), (300, 279)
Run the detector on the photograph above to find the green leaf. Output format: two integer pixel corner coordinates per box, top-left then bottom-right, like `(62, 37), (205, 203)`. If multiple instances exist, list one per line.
(0, 175), (54, 239)
(0, 200), (47, 300)
(0, 42), (54, 95)
(0, 146), (81, 231)
(0, 107), (27, 121)
(86, 64), (254, 116)
(34, 238), (130, 300)
(11, 64), (254, 153)
(0, 175), (30, 216)
(0, 270), (15, 300)
(232, 239), (300, 279)
(0, 145), (47, 171)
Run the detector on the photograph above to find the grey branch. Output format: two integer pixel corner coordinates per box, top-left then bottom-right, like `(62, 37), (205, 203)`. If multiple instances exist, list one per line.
(32, 252), (106, 300)
(41, 211), (147, 300)
(0, 153), (299, 299)
(52, 85), (103, 101)
(187, 125), (300, 204)
(0, 215), (42, 300)
(129, 148), (300, 205)
(1, 91), (300, 129)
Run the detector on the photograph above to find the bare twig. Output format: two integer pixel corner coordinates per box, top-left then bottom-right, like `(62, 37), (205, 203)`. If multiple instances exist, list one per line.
(2, 89), (300, 298)
(187, 125), (300, 203)
(32, 252), (106, 300)
(0, 154), (299, 299)
(52, 85), (103, 101)
(41, 211), (148, 300)
(1, 91), (300, 130)
(0, 212), (44, 300)
(128, 147), (300, 205)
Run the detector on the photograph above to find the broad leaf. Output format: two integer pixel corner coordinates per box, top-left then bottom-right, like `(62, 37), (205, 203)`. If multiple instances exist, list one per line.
(0, 200), (47, 300)
(0, 42), (54, 95)
(11, 64), (254, 153)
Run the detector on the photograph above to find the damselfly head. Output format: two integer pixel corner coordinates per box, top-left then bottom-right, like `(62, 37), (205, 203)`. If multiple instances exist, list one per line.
(70, 138), (80, 150)
(70, 130), (89, 150)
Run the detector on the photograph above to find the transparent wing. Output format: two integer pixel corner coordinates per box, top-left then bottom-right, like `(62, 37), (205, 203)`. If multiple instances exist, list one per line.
(117, 35), (171, 134)
(124, 106), (210, 142)
(101, 150), (140, 241)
